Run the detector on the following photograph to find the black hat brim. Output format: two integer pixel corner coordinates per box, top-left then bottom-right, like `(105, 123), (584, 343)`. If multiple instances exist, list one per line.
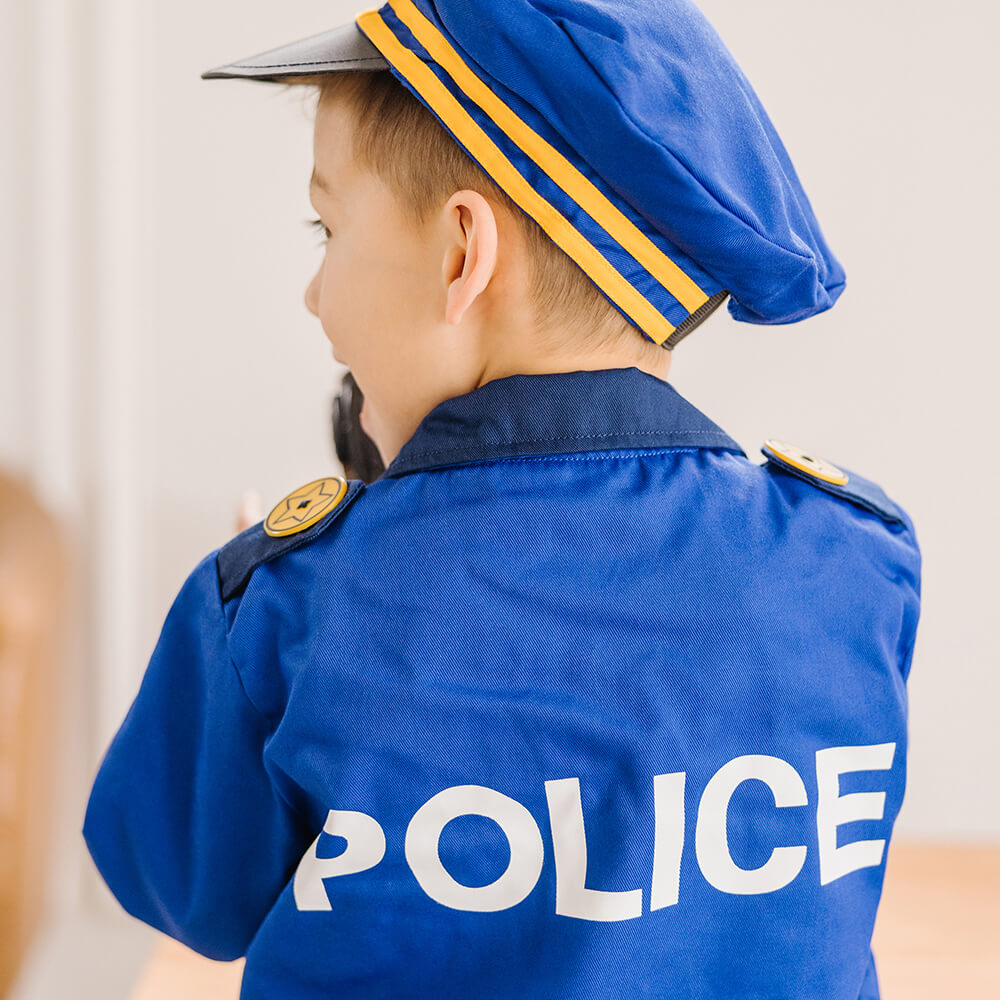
(200, 22), (389, 82)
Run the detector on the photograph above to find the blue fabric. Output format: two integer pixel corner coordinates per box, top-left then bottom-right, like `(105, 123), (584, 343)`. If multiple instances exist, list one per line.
(385, 368), (743, 476)
(83, 368), (920, 998)
(218, 479), (366, 601)
(374, 1), (724, 336)
(761, 448), (907, 527)
(364, 0), (846, 329)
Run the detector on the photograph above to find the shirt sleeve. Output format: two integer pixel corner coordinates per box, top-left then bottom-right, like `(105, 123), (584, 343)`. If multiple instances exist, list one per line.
(82, 549), (311, 960)
(891, 504), (922, 684)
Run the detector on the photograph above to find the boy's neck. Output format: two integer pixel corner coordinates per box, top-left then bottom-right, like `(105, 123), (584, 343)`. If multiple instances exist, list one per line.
(474, 337), (672, 390)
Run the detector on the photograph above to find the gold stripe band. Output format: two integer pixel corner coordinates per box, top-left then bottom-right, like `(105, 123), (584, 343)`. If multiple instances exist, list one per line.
(356, 8), (681, 343)
(387, 0), (708, 315)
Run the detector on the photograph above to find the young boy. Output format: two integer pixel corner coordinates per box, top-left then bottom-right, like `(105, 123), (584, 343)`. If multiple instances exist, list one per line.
(83, 2), (922, 998)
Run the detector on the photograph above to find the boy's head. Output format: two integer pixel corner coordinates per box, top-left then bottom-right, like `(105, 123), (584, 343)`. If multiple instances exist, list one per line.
(287, 70), (671, 465)
(203, 0), (848, 465)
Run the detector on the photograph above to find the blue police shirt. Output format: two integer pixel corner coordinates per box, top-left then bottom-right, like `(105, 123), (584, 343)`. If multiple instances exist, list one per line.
(83, 366), (921, 999)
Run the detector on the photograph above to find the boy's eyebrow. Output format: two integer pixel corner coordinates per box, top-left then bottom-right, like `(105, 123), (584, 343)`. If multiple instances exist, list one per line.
(309, 169), (337, 199)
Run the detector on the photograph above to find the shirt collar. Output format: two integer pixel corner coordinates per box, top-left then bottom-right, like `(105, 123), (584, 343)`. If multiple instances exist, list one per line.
(383, 366), (745, 478)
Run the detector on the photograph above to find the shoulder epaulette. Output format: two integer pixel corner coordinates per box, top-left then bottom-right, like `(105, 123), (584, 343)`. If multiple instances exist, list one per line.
(760, 440), (905, 526)
(217, 476), (365, 601)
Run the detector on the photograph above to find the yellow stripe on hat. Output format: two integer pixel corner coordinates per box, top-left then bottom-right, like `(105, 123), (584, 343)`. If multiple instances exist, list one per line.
(356, 8), (681, 344)
(383, 0), (709, 317)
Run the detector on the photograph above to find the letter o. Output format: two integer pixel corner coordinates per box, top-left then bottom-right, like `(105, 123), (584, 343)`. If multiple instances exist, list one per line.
(405, 785), (544, 912)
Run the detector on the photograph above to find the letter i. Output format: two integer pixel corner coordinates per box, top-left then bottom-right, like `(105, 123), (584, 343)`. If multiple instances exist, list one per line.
(651, 772), (686, 910)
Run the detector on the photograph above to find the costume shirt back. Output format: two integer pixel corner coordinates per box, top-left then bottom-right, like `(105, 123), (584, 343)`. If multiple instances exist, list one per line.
(83, 368), (921, 1000)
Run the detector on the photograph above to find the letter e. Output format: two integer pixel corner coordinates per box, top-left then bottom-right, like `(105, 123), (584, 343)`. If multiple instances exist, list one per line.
(815, 743), (896, 886)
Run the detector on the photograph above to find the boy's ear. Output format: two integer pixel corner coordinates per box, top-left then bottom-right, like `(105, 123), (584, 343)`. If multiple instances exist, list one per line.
(441, 190), (499, 327)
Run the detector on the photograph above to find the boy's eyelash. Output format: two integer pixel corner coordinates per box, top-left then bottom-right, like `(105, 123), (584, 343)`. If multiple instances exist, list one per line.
(306, 216), (331, 243)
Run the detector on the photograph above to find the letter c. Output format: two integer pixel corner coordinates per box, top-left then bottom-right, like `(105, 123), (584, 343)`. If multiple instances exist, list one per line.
(695, 755), (808, 895)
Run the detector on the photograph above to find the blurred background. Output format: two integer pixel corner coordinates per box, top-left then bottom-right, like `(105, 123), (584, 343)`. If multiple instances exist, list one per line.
(1, 0), (997, 996)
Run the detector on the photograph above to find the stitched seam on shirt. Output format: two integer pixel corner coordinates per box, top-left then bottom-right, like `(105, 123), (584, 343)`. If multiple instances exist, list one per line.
(216, 557), (311, 824)
(400, 447), (718, 475)
(213, 557), (271, 722)
(399, 430), (731, 461)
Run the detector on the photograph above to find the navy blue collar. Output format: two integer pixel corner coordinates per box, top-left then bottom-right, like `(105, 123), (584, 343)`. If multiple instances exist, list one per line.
(383, 367), (745, 478)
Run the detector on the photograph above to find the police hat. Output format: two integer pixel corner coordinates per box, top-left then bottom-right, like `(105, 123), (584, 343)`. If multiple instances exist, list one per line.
(202, 1), (845, 348)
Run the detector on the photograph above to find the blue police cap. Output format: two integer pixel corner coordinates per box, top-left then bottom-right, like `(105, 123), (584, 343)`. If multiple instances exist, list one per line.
(202, 1), (846, 348)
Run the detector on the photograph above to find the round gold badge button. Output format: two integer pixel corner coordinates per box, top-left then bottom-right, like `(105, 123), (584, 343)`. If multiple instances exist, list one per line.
(264, 476), (349, 537)
(762, 439), (848, 486)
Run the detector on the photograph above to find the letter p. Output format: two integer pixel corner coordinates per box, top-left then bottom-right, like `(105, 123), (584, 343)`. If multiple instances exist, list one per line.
(294, 809), (387, 911)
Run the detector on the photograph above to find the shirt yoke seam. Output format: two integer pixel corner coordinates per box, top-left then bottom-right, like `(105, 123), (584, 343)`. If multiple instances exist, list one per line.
(398, 429), (732, 462)
(393, 446), (740, 477)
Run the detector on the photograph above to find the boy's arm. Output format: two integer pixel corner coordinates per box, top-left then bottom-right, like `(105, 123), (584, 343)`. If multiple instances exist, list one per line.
(82, 548), (310, 961)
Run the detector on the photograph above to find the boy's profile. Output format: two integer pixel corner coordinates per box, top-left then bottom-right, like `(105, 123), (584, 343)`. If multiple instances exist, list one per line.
(83, 3), (922, 999)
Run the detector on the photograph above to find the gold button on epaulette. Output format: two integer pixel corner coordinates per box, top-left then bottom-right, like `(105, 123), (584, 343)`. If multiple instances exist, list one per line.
(264, 476), (349, 537)
(761, 439), (848, 486)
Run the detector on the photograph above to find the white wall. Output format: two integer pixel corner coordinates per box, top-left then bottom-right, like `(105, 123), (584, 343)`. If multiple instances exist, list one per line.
(685, 1), (1000, 841)
(2, 2), (997, 981)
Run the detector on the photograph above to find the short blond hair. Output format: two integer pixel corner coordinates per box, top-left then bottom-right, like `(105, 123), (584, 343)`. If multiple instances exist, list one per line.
(283, 70), (646, 352)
